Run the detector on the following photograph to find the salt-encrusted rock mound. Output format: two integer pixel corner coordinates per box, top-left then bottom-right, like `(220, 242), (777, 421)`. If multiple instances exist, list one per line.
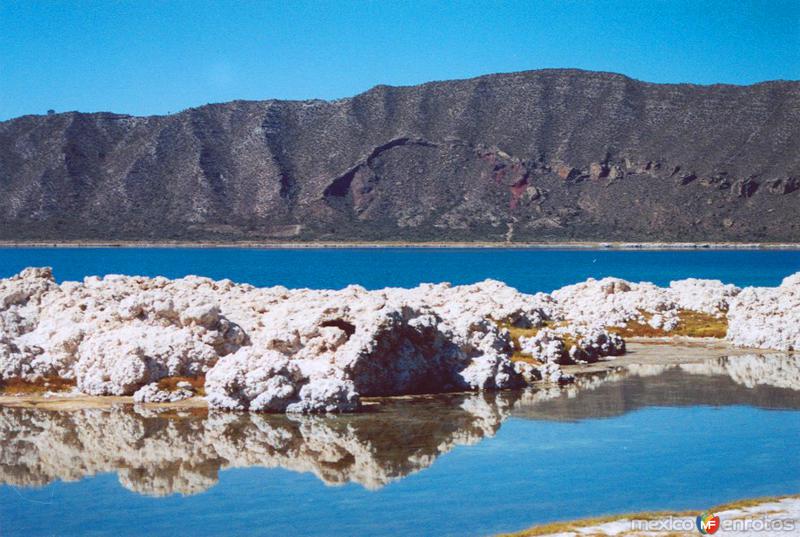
(726, 274), (800, 351)
(0, 392), (516, 494)
(519, 326), (625, 365)
(2, 268), (799, 413)
(0, 267), (247, 392)
(0, 269), (533, 412)
(551, 276), (739, 329)
(133, 382), (195, 403)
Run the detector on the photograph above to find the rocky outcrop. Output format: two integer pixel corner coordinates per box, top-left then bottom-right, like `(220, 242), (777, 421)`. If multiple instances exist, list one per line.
(133, 382), (195, 403)
(0, 268), (247, 393)
(726, 274), (800, 351)
(1, 69), (799, 243)
(551, 276), (739, 329)
(519, 326), (625, 364)
(2, 268), (799, 413)
(0, 268), (532, 412)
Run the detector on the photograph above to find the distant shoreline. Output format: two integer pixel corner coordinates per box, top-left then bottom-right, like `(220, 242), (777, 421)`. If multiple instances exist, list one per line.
(2, 240), (800, 250)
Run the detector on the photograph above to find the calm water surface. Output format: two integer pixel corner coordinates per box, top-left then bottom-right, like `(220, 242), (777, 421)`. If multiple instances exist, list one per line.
(1, 248), (800, 291)
(1, 357), (799, 537)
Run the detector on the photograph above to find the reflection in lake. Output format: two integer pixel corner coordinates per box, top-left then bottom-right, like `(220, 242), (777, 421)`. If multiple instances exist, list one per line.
(515, 353), (800, 421)
(1, 353), (798, 499)
(0, 392), (518, 496)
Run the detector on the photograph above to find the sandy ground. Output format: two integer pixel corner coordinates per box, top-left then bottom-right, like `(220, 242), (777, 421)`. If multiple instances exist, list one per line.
(0, 392), (208, 411)
(0, 339), (766, 411)
(1, 241), (799, 249)
(561, 338), (765, 376)
(500, 495), (800, 536)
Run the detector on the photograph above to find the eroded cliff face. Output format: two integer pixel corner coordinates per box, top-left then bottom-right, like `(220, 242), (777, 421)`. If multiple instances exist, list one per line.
(1, 69), (798, 242)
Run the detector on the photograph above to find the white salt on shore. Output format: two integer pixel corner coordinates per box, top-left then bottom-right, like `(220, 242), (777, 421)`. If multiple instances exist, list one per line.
(1, 267), (798, 413)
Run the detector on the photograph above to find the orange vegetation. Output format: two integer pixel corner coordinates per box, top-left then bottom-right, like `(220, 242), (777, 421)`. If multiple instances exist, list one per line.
(609, 309), (727, 339)
(0, 377), (77, 395)
(157, 375), (206, 396)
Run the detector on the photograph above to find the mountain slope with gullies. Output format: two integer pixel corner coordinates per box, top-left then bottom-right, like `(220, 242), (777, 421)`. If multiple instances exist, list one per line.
(1, 69), (799, 242)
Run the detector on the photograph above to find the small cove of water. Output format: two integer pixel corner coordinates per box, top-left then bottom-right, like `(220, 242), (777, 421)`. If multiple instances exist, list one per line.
(2, 248), (800, 292)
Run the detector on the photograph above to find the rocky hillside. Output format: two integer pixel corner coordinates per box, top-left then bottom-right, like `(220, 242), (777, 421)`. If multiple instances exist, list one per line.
(1, 69), (798, 242)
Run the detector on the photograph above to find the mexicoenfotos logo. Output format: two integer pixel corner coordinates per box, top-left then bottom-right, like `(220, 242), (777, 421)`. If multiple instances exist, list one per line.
(696, 512), (721, 534)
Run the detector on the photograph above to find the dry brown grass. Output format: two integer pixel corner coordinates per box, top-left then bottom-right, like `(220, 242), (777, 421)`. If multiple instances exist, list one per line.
(496, 309), (725, 366)
(157, 375), (206, 396)
(496, 321), (544, 363)
(609, 310), (727, 339)
(494, 320), (580, 363)
(0, 377), (77, 395)
(674, 310), (728, 338)
(0, 375), (207, 398)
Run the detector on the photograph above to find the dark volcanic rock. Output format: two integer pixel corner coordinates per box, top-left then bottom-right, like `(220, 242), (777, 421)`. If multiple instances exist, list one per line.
(1, 69), (799, 242)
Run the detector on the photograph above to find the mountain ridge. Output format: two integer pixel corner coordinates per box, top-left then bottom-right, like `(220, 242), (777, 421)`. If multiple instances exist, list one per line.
(1, 68), (799, 242)
(7, 68), (798, 122)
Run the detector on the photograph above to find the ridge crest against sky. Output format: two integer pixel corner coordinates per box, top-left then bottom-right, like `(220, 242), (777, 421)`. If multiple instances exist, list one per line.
(1, 0), (798, 120)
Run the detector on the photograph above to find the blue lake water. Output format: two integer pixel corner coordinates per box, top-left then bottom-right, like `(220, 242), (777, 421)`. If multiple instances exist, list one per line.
(1, 248), (800, 292)
(1, 363), (799, 537)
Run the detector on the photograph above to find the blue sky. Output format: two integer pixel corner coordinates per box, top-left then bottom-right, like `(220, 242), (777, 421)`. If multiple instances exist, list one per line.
(1, 0), (798, 120)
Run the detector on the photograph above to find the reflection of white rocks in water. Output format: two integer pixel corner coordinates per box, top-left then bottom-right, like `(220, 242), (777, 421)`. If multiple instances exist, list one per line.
(515, 367), (638, 407)
(0, 406), (221, 496)
(514, 354), (800, 421)
(2, 267), (799, 413)
(0, 392), (516, 495)
(2, 354), (796, 496)
(678, 354), (800, 391)
(606, 354), (800, 392)
(596, 354), (800, 393)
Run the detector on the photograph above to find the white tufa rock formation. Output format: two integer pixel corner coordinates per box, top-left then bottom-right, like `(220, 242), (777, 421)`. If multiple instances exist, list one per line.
(725, 274), (800, 352)
(551, 276), (739, 329)
(518, 326), (625, 365)
(0, 269), (533, 412)
(1, 268), (798, 413)
(133, 383), (195, 403)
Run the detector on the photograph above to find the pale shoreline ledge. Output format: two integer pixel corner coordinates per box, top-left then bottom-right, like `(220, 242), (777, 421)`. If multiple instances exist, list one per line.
(2, 240), (800, 250)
